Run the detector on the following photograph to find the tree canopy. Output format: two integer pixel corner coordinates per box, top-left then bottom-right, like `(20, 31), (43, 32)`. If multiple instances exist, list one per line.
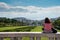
(53, 17), (60, 30)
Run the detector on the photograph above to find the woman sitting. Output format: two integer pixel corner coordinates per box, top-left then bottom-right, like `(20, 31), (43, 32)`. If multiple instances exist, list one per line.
(42, 17), (57, 33)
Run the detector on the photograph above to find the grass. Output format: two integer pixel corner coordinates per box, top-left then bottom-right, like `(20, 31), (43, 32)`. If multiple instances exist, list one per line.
(0, 26), (60, 40)
(57, 30), (60, 32)
(31, 26), (43, 32)
(0, 26), (36, 32)
(0, 26), (59, 32)
(0, 26), (27, 31)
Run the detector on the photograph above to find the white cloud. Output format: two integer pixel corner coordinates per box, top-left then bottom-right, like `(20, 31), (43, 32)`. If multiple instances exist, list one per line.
(0, 2), (10, 9)
(0, 2), (60, 20)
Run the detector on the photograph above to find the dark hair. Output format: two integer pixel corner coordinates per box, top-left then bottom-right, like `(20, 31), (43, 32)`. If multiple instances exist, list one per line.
(45, 17), (51, 23)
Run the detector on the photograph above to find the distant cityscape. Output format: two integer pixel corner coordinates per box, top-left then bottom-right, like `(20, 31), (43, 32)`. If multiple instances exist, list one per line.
(13, 17), (58, 26)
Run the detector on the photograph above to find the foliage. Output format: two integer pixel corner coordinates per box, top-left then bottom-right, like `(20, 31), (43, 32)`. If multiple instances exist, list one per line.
(53, 17), (60, 30)
(0, 17), (27, 27)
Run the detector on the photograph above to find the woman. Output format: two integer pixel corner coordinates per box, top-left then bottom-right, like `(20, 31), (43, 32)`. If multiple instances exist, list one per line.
(43, 17), (57, 33)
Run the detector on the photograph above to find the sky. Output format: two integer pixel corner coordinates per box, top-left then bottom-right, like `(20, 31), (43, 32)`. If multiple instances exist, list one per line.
(0, 0), (60, 20)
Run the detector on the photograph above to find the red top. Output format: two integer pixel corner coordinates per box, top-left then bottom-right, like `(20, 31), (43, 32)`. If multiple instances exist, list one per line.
(44, 23), (52, 31)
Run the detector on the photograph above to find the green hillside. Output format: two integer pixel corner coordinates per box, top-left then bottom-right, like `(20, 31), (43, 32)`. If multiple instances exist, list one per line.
(0, 26), (60, 32)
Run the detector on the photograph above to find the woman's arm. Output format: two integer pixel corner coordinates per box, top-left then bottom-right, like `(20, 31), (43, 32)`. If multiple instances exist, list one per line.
(51, 23), (54, 28)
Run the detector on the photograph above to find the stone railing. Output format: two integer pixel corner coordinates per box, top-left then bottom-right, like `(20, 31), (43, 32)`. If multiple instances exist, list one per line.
(0, 32), (60, 40)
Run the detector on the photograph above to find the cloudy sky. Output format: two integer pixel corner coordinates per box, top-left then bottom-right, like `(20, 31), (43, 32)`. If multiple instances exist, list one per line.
(0, 0), (60, 20)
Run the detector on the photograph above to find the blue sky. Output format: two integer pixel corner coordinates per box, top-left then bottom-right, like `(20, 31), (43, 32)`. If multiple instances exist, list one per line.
(0, 0), (60, 20)
(0, 0), (60, 7)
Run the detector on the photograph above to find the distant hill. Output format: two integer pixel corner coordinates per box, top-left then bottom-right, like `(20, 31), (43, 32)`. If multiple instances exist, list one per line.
(13, 17), (41, 26)
(50, 18), (57, 22)
(13, 17), (60, 25)
(0, 17), (59, 26)
(13, 17), (33, 23)
(13, 17), (58, 26)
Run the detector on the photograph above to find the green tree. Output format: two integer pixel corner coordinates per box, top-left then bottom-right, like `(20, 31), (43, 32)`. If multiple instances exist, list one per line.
(53, 17), (60, 30)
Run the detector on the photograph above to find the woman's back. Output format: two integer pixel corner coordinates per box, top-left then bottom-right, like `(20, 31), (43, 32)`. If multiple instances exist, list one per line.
(44, 23), (52, 31)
